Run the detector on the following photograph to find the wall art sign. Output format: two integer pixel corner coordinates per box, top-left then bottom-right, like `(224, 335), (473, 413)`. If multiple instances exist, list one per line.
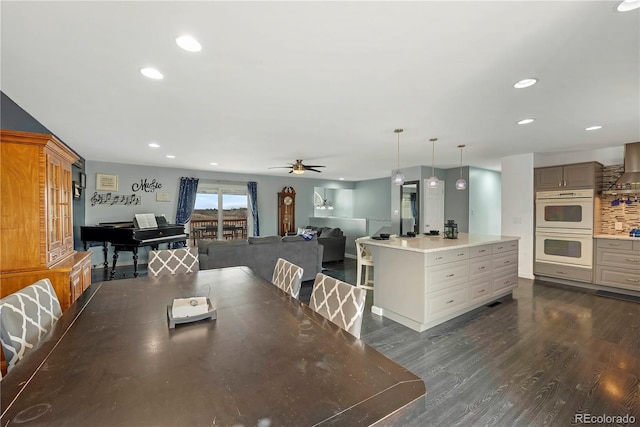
(96, 173), (118, 192)
(132, 178), (163, 193)
(90, 192), (141, 206)
(156, 192), (170, 202)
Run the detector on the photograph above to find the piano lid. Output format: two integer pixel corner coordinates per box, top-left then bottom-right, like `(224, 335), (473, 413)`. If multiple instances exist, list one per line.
(97, 221), (135, 228)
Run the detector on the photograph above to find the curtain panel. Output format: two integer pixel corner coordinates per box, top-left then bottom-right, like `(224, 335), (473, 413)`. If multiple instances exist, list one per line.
(173, 177), (199, 248)
(247, 181), (259, 236)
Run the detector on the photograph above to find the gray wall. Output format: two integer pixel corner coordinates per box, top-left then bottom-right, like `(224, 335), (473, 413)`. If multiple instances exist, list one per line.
(469, 167), (502, 235)
(444, 166), (470, 233)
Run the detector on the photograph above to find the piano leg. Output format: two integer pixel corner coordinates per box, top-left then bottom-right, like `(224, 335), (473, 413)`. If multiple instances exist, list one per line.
(132, 247), (139, 278)
(110, 249), (119, 280)
(103, 242), (109, 269)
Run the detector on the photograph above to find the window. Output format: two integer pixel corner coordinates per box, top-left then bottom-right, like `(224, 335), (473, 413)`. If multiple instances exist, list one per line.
(192, 183), (249, 240)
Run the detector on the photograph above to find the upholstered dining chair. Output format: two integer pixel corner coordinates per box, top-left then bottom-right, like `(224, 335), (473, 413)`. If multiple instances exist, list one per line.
(309, 273), (366, 339)
(148, 247), (199, 277)
(272, 258), (304, 299)
(0, 278), (62, 372)
(356, 239), (374, 291)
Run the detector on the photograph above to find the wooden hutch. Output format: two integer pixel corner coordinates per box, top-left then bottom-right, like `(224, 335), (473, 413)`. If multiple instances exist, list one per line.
(1, 130), (91, 312)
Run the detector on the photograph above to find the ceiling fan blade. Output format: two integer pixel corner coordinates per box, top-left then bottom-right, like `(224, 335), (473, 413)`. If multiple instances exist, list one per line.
(304, 165), (325, 168)
(288, 170), (294, 174)
(306, 168), (323, 173)
(268, 166), (292, 169)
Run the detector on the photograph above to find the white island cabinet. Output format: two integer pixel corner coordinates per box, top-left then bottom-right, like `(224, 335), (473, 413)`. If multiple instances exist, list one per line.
(361, 234), (519, 332)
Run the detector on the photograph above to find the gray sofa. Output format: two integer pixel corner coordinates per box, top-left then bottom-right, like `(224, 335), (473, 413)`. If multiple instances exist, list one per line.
(306, 226), (346, 263)
(198, 235), (323, 282)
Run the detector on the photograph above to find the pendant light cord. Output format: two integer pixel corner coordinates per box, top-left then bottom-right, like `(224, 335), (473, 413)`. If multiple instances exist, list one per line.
(397, 132), (401, 170)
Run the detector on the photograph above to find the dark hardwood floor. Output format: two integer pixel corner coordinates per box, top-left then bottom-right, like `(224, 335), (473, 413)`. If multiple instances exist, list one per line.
(95, 260), (639, 426)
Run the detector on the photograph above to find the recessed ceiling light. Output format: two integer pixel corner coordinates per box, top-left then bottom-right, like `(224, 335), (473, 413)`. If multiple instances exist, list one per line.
(617, 0), (640, 12)
(517, 118), (535, 125)
(176, 35), (202, 52)
(585, 125), (603, 131)
(148, 143), (160, 148)
(513, 78), (538, 89)
(339, 177), (345, 181)
(210, 162), (218, 166)
(166, 155), (175, 159)
(140, 67), (163, 80)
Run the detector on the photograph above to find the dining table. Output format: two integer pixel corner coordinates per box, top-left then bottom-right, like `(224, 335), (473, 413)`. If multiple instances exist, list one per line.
(1, 266), (425, 426)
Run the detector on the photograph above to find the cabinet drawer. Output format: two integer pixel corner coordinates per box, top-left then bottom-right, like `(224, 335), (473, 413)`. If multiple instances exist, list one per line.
(596, 239), (633, 250)
(534, 262), (592, 283)
(426, 248), (469, 266)
(635, 241), (640, 251)
(493, 252), (518, 275)
(425, 284), (468, 319)
(426, 260), (469, 293)
(470, 279), (492, 303)
(493, 240), (518, 254)
(470, 255), (492, 280)
(48, 248), (61, 265)
(493, 273), (518, 293)
(595, 267), (640, 291)
(596, 248), (640, 268)
(469, 244), (492, 259)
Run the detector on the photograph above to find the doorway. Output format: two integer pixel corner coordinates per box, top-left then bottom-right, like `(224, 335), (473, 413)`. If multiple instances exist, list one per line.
(400, 181), (419, 235)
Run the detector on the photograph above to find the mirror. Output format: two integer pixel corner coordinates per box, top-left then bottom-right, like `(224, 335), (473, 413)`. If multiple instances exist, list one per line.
(400, 181), (419, 235)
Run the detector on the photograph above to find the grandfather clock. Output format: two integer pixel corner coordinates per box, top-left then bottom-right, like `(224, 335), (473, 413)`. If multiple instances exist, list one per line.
(277, 186), (296, 236)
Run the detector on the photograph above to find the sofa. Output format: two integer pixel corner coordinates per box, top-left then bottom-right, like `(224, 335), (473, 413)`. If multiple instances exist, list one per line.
(306, 226), (346, 263)
(198, 235), (323, 282)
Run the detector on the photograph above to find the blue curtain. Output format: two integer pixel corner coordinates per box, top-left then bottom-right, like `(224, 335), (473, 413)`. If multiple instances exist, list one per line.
(173, 177), (199, 248)
(247, 181), (259, 236)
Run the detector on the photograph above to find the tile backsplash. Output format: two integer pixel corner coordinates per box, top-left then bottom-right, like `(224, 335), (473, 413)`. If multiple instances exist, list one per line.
(600, 194), (640, 234)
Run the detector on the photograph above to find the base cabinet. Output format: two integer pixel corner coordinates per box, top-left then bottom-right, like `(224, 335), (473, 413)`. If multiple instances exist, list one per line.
(0, 251), (92, 312)
(594, 239), (640, 292)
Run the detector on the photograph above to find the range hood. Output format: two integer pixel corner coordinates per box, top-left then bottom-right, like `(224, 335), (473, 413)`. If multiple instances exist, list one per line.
(604, 142), (640, 194)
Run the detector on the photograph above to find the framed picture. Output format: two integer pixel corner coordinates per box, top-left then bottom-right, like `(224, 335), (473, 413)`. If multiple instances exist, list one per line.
(73, 182), (82, 199)
(79, 172), (86, 189)
(96, 173), (118, 192)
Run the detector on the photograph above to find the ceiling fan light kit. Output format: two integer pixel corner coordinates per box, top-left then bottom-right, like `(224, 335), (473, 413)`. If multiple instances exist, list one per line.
(392, 128), (405, 186)
(269, 159), (326, 174)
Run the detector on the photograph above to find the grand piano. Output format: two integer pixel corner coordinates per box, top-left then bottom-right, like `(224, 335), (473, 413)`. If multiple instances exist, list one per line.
(81, 217), (187, 279)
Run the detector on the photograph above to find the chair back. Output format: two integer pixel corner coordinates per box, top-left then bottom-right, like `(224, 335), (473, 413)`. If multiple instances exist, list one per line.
(272, 258), (304, 299)
(356, 239), (372, 262)
(309, 273), (366, 338)
(0, 278), (62, 371)
(148, 247), (199, 277)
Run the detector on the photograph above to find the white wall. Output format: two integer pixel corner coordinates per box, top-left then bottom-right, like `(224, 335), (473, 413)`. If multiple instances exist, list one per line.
(468, 167), (501, 235)
(501, 153), (535, 279)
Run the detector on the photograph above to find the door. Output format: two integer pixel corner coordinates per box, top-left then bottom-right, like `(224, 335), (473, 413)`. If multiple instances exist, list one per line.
(423, 180), (445, 234)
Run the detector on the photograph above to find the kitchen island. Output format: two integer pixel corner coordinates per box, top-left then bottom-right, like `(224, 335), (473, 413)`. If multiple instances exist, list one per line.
(361, 233), (519, 332)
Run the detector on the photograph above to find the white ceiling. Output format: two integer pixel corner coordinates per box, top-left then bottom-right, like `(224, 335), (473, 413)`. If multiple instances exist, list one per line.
(2, 1), (638, 181)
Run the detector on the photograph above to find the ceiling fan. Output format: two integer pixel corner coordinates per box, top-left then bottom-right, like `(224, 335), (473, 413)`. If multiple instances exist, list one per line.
(268, 159), (326, 174)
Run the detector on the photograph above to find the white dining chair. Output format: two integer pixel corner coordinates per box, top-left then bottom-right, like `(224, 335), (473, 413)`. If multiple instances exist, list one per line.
(0, 278), (62, 371)
(148, 247), (199, 277)
(356, 239), (374, 291)
(271, 258), (304, 299)
(309, 273), (366, 339)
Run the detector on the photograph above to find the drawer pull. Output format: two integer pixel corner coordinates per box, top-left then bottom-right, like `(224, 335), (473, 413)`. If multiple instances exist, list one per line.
(446, 274), (455, 278)
(497, 246), (504, 250)
(504, 280), (510, 284)
(478, 289), (486, 293)
(457, 253), (465, 256)
(626, 278), (640, 283)
(435, 256), (443, 260)
(504, 260), (510, 264)
(625, 259), (637, 262)
(557, 271), (567, 274)
(478, 266), (486, 270)
(446, 300), (454, 304)
(609, 243), (621, 247)
(478, 249), (486, 253)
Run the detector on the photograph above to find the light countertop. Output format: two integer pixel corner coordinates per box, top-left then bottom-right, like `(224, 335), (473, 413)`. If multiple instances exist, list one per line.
(359, 233), (519, 253)
(594, 234), (640, 241)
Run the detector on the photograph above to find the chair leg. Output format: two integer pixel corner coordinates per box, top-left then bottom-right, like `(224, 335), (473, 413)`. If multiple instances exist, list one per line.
(356, 262), (363, 287)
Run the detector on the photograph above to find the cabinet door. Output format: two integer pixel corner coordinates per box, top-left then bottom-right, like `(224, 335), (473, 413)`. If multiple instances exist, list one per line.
(61, 162), (74, 254)
(82, 258), (92, 292)
(534, 166), (563, 190)
(564, 163), (594, 189)
(69, 264), (82, 306)
(46, 150), (63, 264)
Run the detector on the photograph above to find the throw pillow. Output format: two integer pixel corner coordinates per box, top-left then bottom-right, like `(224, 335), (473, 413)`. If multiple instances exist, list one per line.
(300, 229), (316, 241)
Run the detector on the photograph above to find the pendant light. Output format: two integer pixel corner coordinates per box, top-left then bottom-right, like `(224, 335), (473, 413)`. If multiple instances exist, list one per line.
(455, 144), (467, 190)
(426, 138), (439, 188)
(391, 128), (405, 185)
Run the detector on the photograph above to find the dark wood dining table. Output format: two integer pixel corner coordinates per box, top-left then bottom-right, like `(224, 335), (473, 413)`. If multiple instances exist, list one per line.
(1, 267), (425, 426)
